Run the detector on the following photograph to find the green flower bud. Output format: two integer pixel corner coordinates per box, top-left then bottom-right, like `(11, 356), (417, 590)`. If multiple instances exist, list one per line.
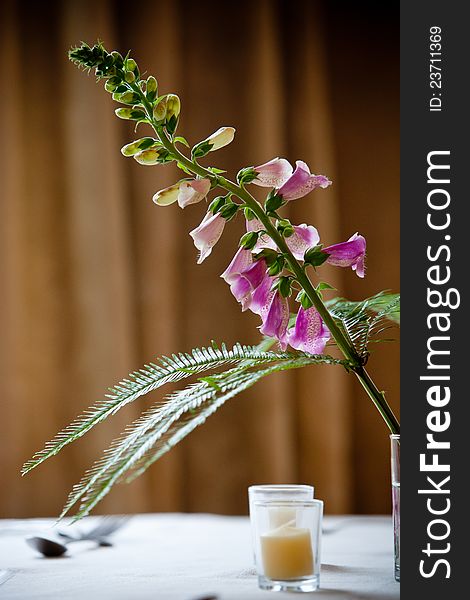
(124, 71), (135, 84)
(255, 248), (279, 266)
(219, 202), (238, 220)
(146, 76), (158, 102)
(237, 167), (257, 185)
(166, 94), (181, 119)
(265, 192), (284, 214)
(121, 137), (158, 157)
(104, 77), (122, 93)
(191, 141), (213, 159)
(113, 84), (128, 94)
(165, 94), (181, 135)
(153, 97), (167, 122)
(124, 58), (137, 72)
(146, 76), (157, 93)
(277, 219), (294, 238)
(303, 245), (329, 267)
(239, 231), (259, 250)
(278, 276), (292, 298)
(113, 90), (141, 105)
(115, 107), (146, 121)
(244, 207), (256, 221)
(111, 51), (124, 68)
(97, 65), (116, 78)
(296, 290), (314, 309)
(133, 148), (167, 165)
(209, 196), (227, 214)
(267, 255), (285, 276)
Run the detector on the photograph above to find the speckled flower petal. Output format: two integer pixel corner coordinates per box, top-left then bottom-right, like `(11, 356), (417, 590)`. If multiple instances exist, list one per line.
(285, 224), (320, 260)
(229, 275), (253, 311)
(323, 233), (366, 278)
(250, 272), (275, 316)
(178, 178), (211, 208)
(221, 248), (254, 284)
(189, 211), (225, 264)
(277, 160), (331, 201)
(246, 218), (277, 251)
(259, 291), (290, 350)
(252, 157), (293, 188)
(288, 306), (330, 354)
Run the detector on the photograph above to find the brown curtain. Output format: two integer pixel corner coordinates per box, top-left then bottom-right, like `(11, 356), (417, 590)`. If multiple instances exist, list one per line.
(0, 0), (399, 517)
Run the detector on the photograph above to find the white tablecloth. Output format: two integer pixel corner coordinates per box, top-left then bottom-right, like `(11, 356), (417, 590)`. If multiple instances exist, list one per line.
(0, 514), (399, 599)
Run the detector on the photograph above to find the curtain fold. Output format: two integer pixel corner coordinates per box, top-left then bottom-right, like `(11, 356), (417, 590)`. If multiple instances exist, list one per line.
(0, 0), (399, 517)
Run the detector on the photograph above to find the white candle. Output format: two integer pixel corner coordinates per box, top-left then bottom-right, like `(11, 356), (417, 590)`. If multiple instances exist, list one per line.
(261, 525), (314, 579)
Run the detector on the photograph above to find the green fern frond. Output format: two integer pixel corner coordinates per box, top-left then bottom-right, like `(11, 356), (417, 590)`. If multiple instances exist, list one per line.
(122, 351), (344, 485)
(22, 343), (304, 476)
(326, 292), (400, 356)
(63, 352), (344, 519)
(22, 343), (339, 477)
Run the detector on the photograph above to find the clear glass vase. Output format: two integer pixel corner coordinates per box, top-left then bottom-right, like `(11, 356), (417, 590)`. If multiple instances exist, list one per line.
(390, 434), (400, 582)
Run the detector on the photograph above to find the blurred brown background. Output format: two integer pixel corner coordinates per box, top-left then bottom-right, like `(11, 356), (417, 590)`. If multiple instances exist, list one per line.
(0, 0), (399, 518)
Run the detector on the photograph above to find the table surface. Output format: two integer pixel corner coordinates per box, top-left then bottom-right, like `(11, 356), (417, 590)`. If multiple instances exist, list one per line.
(0, 514), (399, 600)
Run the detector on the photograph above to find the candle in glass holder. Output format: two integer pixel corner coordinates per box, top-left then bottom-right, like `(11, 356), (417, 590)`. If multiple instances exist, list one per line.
(261, 525), (314, 579)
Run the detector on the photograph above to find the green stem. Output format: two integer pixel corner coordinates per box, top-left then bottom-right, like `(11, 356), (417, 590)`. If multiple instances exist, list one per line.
(136, 88), (400, 435)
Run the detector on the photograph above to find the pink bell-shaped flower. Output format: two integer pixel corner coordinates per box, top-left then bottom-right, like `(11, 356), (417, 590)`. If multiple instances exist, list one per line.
(288, 306), (330, 354)
(277, 160), (331, 201)
(323, 233), (366, 277)
(259, 290), (290, 350)
(189, 211), (226, 264)
(178, 178), (211, 208)
(252, 157), (293, 188)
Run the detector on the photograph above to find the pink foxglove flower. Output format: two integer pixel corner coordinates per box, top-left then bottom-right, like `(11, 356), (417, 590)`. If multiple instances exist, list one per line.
(178, 178), (211, 208)
(259, 290), (290, 350)
(152, 183), (180, 206)
(249, 270), (275, 316)
(220, 247), (253, 284)
(247, 219), (320, 261)
(189, 211), (226, 264)
(252, 157), (293, 188)
(227, 275), (253, 311)
(246, 218), (277, 251)
(204, 127), (236, 151)
(221, 249), (268, 312)
(230, 260), (268, 311)
(323, 233), (366, 278)
(288, 306), (331, 354)
(277, 160), (331, 201)
(285, 224), (320, 260)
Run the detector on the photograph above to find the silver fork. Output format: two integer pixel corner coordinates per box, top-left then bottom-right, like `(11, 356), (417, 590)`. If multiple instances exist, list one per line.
(57, 515), (131, 544)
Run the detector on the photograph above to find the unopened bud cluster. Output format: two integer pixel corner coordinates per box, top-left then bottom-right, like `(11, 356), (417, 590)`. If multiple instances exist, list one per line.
(69, 42), (181, 138)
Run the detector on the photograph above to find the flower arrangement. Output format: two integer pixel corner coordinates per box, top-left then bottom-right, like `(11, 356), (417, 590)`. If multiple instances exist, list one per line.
(22, 42), (400, 519)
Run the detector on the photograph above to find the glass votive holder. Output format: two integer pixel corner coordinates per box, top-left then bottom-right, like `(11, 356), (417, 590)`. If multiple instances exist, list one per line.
(248, 485), (315, 563)
(248, 484), (314, 519)
(251, 499), (323, 592)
